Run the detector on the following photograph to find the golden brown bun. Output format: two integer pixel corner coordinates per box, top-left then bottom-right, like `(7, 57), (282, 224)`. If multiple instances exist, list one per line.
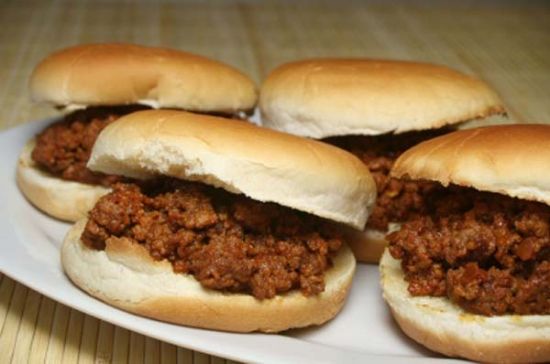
(16, 140), (109, 221)
(380, 250), (550, 363)
(344, 227), (387, 264)
(260, 59), (505, 138)
(391, 124), (550, 205)
(88, 110), (377, 229)
(62, 220), (356, 333)
(30, 43), (257, 112)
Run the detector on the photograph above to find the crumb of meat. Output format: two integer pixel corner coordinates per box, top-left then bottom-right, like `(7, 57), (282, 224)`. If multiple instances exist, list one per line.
(388, 185), (550, 316)
(82, 179), (343, 299)
(326, 130), (448, 231)
(31, 106), (147, 186)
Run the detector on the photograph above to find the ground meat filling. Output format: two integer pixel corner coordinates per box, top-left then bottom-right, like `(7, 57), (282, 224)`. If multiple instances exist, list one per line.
(31, 106), (148, 186)
(82, 179), (343, 299)
(388, 186), (550, 316)
(326, 130), (447, 231)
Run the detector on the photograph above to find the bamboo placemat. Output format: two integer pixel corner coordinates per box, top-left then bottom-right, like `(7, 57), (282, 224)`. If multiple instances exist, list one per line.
(1, 1), (549, 362)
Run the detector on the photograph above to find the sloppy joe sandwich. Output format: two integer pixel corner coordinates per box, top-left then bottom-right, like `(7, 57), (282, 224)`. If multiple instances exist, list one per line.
(61, 110), (376, 332)
(381, 125), (550, 363)
(260, 59), (506, 262)
(17, 43), (257, 221)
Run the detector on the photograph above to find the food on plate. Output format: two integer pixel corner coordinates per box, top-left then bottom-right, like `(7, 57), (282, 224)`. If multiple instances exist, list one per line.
(380, 125), (550, 363)
(260, 59), (506, 262)
(17, 43), (257, 221)
(62, 109), (376, 332)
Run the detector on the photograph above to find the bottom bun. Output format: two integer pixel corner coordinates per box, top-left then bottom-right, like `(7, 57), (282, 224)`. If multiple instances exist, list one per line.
(62, 220), (356, 333)
(345, 228), (387, 264)
(16, 140), (110, 221)
(380, 249), (550, 363)
(345, 224), (402, 264)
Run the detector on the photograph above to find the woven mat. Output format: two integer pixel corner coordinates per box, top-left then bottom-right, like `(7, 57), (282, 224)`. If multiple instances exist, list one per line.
(1, 1), (549, 362)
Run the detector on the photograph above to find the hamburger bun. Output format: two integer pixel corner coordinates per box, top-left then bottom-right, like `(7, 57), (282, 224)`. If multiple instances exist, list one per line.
(391, 124), (550, 205)
(62, 110), (376, 332)
(383, 124), (550, 362)
(87, 109), (376, 229)
(260, 59), (505, 139)
(62, 220), (356, 333)
(260, 59), (505, 263)
(21, 44), (258, 221)
(16, 139), (109, 221)
(30, 43), (257, 112)
(343, 227), (389, 264)
(380, 250), (550, 363)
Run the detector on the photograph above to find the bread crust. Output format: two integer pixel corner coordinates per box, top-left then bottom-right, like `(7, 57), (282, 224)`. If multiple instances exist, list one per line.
(30, 43), (257, 112)
(16, 139), (109, 221)
(62, 220), (356, 333)
(87, 110), (377, 229)
(391, 124), (550, 205)
(380, 250), (550, 363)
(260, 59), (505, 138)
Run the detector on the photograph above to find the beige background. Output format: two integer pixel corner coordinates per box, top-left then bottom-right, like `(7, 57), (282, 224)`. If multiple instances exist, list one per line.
(1, 0), (549, 362)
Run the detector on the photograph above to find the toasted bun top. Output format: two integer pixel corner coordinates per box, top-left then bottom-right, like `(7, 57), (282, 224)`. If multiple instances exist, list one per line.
(391, 124), (550, 205)
(260, 59), (505, 138)
(88, 110), (376, 229)
(30, 43), (257, 112)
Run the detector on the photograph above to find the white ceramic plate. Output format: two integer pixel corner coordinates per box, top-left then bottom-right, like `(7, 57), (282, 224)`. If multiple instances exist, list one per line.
(0, 119), (465, 364)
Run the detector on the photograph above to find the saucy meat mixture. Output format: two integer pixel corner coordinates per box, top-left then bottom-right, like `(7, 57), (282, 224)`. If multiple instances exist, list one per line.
(327, 130), (447, 231)
(82, 179), (343, 299)
(388, 185), (550, 316)
(31, 106), (147, 186)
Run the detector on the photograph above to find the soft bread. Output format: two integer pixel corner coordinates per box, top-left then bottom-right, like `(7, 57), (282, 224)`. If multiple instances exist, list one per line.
(346, 223), (401, 263)
(391, 124), (550, 205)
(344, 227), (387, 263)
(380, 250), (550, 363)
(88, 110), (377, 229)
(260, 59), (505, 138)
(30, 43), (257, 112)
(62, 220), (356, 333)
(16, 140), (109, 221)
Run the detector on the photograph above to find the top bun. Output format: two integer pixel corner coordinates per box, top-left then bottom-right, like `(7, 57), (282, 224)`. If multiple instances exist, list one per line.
(30, 43), (257, 112)
(391, 124), (550, 205)
(260, 59), (505, 138)
(88, 110), (376, 229)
